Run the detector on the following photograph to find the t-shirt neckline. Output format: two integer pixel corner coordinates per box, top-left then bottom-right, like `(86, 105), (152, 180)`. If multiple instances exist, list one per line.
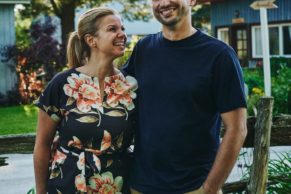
(159, 29), (203, 47)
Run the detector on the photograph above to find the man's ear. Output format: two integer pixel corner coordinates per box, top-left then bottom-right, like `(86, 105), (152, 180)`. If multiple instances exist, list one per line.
(84, 34), (97, 48)
(189, 0), (196, 6)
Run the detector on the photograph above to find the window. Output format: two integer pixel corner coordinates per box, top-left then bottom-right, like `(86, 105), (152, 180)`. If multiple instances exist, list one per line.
(217, 28), (229, 45)
(252, 24), (291, 58)
(283, 26), (291, 55)
(236, 29), (248, 60)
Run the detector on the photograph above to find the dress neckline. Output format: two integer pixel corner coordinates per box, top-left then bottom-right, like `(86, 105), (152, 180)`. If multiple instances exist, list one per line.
(72, 67), (122, 79)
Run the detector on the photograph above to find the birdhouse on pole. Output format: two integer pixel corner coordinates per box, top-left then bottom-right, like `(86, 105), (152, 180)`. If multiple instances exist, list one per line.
(250, 0), (278, 96)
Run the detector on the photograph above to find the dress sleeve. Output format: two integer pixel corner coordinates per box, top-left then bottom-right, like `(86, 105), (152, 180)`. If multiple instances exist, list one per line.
(34, 75), (63, 122)
(212, 47), (247, 113)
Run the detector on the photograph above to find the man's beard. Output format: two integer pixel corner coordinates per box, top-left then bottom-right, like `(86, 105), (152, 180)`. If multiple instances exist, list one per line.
(154, 6), (189, 27)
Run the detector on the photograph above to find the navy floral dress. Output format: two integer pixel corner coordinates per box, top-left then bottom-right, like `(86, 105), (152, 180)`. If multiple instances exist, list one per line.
(35, 68), (138, 194)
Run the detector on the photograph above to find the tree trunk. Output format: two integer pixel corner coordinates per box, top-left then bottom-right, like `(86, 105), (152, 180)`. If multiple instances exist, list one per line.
(59, 1), (75, 46)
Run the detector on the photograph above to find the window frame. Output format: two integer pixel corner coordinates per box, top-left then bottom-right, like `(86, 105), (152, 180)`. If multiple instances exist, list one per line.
(217, 27), (230, 45)
(251, 23), (291, 58)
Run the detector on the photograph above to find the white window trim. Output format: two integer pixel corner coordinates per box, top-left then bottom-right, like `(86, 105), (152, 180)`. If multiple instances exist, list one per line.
(217, 27), (229, 45)
(252, 23), (291, 58)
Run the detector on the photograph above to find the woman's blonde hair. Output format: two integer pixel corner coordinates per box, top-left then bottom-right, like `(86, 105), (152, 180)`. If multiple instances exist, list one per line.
(67, 7), (117, 68)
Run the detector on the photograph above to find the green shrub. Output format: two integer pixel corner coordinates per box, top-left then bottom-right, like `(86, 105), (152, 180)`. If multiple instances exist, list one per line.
(238, 151), (291, 194)
(271, 65), (291, 115)
(267, 152), (291, 194)
(243, 58), (291, 115)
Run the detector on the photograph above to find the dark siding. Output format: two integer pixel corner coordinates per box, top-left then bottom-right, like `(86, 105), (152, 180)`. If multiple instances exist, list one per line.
(211, 0), (291, 30)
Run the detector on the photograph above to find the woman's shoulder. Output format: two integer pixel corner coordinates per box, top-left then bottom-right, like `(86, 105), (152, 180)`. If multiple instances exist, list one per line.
(48, 68), (75, 85)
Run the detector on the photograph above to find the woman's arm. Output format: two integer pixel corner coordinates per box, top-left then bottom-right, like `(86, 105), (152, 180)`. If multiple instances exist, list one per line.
(33, 109), (58, 194)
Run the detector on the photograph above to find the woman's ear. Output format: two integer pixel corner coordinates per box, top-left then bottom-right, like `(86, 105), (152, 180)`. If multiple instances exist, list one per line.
(84, 34), (97, 48)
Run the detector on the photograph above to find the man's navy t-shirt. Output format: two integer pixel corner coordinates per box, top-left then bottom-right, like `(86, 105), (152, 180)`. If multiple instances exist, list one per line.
(123, 30), (247, 194)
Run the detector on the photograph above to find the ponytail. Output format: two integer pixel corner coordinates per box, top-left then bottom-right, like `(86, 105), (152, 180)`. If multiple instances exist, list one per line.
(66, 7), (117, 68)
(67, 31), (83, 68)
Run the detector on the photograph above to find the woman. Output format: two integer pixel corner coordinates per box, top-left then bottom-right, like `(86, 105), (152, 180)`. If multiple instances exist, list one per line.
(33, 7), (137, 194)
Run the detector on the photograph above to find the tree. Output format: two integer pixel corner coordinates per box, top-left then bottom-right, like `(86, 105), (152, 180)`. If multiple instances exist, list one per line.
(191, 3), (211, 32)
(19, 0), (151, 45)
(1, 16), (64, 103)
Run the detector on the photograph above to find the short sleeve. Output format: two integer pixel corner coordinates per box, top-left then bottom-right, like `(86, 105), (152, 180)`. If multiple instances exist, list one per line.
(212, 48), (247, 113)
(34, 75), (63, 122)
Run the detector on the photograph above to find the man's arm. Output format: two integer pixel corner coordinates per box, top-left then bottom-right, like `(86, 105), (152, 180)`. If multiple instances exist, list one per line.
(203, 107), (247, 194)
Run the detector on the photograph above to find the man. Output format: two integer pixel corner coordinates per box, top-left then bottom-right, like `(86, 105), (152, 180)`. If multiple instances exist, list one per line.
(123, 0), (247, 194)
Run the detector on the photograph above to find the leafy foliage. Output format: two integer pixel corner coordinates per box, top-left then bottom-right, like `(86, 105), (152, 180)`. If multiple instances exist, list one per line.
(1, 16), (65, 104)
(191, 4), (211, 32)
(118, 0), (152, 22)
(243, 58), (291, 115)
(236, 150), (291, 194)
(18, 0), (151, 44)
(267, 152), (291, 194)
(272, 65), (291, 115)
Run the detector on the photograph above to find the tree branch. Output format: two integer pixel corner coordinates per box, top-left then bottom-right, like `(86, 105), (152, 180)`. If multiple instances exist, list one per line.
(49, 0), (61, 17)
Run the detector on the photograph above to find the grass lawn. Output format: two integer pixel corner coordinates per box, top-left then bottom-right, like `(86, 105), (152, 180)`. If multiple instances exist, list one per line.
(0, 105), (38, 135)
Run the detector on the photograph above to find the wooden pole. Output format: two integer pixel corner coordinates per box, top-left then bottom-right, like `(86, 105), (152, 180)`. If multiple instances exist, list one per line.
(247, 96), (274, 194)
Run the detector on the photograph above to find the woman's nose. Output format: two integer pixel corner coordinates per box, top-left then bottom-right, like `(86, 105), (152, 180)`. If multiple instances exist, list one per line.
(118, 30), (127, 40)
(118, 30), (126, 37)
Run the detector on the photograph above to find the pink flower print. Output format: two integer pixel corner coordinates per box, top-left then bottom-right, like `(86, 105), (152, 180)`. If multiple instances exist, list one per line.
(104, 75), (137, 110)
(87, 172), (123, 194)
(50, 150), (67, 171)
(63, 73), (103, 113)
(77, 152), (86, 174)
(92, 154), (101, 172)
(68, 136), (83, 149)
(52, 150), (67, 164)
(101, 130), (112, 151)
(75, 174), (87, 192)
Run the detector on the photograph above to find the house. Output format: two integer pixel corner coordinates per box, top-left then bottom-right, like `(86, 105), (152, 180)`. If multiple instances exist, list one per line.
(199, 0), (291, 67)
(0, 0), (30, 96)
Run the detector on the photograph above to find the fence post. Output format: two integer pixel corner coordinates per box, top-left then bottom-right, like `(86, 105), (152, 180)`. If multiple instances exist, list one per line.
(247, 96), (274, 194)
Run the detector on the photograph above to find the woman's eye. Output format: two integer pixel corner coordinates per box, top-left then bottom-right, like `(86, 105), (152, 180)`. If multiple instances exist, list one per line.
(108, 28), (116, 32)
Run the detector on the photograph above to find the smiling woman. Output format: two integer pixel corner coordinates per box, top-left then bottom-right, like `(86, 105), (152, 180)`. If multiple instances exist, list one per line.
(33, 6), (137, 194)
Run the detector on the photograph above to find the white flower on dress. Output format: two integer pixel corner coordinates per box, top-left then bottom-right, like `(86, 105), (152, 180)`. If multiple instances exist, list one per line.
(104, 75), (138, 110)
(63, 73), (103, 113)
(87, 172), (123, 194)
(77, 152), (86, 175)
(75, 174), (87, 192)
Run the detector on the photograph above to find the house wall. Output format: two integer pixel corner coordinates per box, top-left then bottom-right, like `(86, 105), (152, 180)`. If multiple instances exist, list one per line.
(211, 0), (291, 32)
(0, 4), (17, 95)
